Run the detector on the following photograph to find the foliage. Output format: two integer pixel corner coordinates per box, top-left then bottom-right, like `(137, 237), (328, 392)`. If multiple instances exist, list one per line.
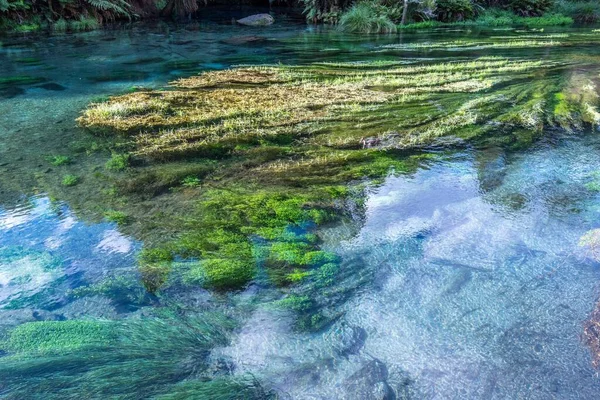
(0, 0), (178, 31)
(181, 175), (201, 187)
(475, 8), (572, 25)
(78, 55), (600, 291)
(339, 1), (398, 32)
(2, 320), (116, 355)
(302, 0), (351, 23)
(509, 0), (553, 16)
(555, 0), (600, 23)
(436, 0), (477, 21)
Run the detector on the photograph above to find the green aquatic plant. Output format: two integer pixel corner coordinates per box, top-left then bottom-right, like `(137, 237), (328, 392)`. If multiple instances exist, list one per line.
(48, 155), (72, 166)
(0, 76), (45, 87)
(105, 152), (131, 171)
(104, 209), (130, 225)
(2, 320), (116, 355)
(70, 274), (150, 306)
(0, 313), (251, 399)
(187, 258), (256, 290)
(181, 175), (201, 188)
(61, 174), (79, 187)
(154, 377), (275, 400)
(14, 57), (43, 65)
(76, 56), (600, 292)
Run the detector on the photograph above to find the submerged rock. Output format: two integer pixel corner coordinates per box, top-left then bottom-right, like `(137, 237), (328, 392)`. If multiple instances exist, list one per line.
(584, 301), (600, 368)
(344, 359), (395, 400)
(222, 35), (267, 45)
(333, 323), (368, 357)
(37, 83), (67, 91)
(237, 14), (274, 27)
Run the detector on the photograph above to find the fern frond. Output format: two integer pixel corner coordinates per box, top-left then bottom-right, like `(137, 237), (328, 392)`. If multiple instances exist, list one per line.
(85, 0), (131, 17)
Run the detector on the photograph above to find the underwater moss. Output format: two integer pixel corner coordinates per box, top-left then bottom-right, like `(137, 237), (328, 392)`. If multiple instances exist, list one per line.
(104, 210), (129, 225)
(48, 155), (72, 166)
(2, 320), (115, 355)
(0, 75), (46, 87)
(191, 258), (255, 291)
(61, 174), (79, 187)
(105, 153), (131, 171)
(181, 175), (201, 188)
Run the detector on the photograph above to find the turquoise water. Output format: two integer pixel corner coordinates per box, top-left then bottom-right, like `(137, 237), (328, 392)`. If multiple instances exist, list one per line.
(2, 15), (600, 399)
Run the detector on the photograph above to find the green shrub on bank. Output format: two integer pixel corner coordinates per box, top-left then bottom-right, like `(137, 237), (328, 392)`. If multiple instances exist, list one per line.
(397, 9), (572, 30)
(436, 0), (478, 22)
(509, 0), (554, 16)
(476, 9), (572, 26)
(556, 0), (600, 23)
(339, 2), (397, 33)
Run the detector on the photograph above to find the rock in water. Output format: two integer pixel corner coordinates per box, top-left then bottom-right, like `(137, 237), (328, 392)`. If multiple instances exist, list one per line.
(344, 359), (396, 400)
(221, 35), (267, 45)
(237, 14), (274, 26)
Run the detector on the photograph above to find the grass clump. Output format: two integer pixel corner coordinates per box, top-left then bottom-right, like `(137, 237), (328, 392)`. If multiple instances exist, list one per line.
(339, 2), (397, 33)
(475, 9), (572, 26)
(51, 18), (68, 32)
(69, 16), (100, 31)
(184, 259), (256, 291)
(61, 174), (79, 187)
(398, 9), (573, 29)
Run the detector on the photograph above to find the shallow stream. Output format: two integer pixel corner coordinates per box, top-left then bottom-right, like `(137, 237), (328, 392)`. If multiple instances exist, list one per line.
(2, 14), (600, 399)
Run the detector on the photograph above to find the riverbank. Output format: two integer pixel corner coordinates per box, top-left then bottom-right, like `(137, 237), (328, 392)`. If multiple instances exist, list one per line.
(1, 0), (599, 34)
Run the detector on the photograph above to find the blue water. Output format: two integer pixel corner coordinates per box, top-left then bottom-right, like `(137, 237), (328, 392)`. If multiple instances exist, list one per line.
(216, 134), (600, 399)
(2, 16), (600, 399)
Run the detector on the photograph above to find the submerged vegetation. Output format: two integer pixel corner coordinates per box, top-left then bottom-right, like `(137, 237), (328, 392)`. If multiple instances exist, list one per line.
(0, 312), (275, 399)
(74, 37), (600, 297)
(1, 14), (600, 398)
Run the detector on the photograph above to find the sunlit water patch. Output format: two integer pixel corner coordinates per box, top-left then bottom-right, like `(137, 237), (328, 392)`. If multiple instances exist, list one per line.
(218, 134), (600, 399)
(0, 196), (138, 327)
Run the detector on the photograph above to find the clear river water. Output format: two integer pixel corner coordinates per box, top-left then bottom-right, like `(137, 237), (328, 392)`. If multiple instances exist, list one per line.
(2, 12), (600, 399)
